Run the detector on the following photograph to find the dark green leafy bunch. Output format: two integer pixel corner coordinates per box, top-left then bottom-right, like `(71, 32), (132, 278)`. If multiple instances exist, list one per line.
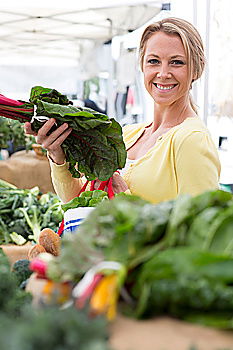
(0, 181), (63, 244)
(0, 306), (111, 350)
(130, 247), (233, 329)
(12, 259), (33, 287)
(54, 189), (233, 330)
(77, 194), (173, 267)
(163, 189), (233, 252)
(30, 86), (127, 180)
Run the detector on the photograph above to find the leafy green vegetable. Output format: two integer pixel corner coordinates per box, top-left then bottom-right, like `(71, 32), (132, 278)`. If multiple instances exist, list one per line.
(12, 259), (33, 286)
(0, 183), (63, 244)
(0, 116), (36, 151)
(61, 190), (108, 212)
(130, 247), (233, 327)
(0, 306), (111, 350)
(164, 190), (233, 247)
(59, 194), (172, 275)
(44, 189), (233, 329)
(30, 86), (127, 180)
(0, 249), (32, 316)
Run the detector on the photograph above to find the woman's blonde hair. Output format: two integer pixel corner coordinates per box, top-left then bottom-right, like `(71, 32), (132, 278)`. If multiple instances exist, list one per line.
(139, 17), (205, 113)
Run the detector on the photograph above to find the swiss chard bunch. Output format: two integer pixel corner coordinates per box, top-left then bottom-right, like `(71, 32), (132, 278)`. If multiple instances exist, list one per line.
(30, 86), (127, 180)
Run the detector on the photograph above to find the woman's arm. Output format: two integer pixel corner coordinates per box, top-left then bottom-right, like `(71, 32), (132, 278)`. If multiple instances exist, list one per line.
(24, 120), (84, 202)
(49, 159), (85, 203)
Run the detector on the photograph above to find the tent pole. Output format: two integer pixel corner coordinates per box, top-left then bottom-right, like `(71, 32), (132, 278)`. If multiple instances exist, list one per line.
(192, 0), (198, 104)
(203, 0), (211, 125)
(107, 42), (116, 118)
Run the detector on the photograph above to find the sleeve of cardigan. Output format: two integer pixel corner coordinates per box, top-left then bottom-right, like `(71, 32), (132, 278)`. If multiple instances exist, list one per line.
(49, 159), (85, 203)
(175, 131), (221, 197)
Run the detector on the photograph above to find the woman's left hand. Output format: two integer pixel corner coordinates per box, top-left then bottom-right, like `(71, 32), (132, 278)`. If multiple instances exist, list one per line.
(94, 172), (129, 194)
(111, 172), (129, 193)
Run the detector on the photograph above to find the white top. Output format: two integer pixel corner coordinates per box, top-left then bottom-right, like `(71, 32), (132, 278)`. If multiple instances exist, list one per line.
(119, 158), (137, 176)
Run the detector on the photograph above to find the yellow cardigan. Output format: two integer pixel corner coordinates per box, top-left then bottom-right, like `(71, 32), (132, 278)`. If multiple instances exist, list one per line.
(50, 117), (221, 204)
(122, 117), (221, 204)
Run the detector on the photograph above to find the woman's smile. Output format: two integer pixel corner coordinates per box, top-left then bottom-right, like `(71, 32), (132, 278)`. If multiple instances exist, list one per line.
(153, 83), (178, 91)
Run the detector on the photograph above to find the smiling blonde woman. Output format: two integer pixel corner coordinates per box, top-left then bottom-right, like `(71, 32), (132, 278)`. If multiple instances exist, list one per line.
(24, 17), (221, 204)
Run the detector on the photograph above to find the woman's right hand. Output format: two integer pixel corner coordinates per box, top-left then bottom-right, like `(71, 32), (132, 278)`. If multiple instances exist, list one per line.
(24, 118), (72, 165)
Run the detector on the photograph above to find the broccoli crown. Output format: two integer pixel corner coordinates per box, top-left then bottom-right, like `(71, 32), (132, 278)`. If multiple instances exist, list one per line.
(12, 259), (32, 285)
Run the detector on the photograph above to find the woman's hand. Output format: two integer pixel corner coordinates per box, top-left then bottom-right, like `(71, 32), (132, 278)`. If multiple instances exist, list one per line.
(24, 118), (72, 165)
(111, 172), (129, 193)
(94, 172), (129, 194)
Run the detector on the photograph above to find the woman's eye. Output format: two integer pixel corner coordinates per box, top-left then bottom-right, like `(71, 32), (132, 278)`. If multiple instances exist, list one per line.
(148, 59), (160, 64)
(171, 60), (185, 65)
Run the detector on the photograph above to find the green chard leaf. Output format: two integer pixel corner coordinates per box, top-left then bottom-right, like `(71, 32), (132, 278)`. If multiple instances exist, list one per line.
(30, 86), (127, 180)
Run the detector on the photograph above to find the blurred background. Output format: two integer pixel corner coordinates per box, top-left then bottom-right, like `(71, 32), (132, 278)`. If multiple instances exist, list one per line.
(0, 0), (232, 188)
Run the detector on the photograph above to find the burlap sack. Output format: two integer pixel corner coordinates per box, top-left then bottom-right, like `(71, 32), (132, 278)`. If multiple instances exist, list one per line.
(0, 150), (55, 193)
(0, 243), (32, 266)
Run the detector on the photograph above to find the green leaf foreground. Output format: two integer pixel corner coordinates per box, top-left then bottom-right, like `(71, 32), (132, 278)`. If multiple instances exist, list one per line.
(50, 189), (233, 329)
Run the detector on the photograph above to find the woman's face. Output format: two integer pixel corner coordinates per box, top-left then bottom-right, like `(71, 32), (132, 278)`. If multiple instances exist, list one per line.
(142, 31), (192, 107)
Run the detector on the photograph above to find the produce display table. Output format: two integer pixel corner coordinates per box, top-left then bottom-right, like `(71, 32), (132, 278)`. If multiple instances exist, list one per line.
(110, 315), (233, 350)
(26, 275), (233, 350)
(0, 150), (54, 193)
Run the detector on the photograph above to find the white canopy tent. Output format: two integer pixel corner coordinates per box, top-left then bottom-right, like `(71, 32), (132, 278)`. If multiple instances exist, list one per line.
(0, 1), (164, 63)
(0, 0), (165, 115)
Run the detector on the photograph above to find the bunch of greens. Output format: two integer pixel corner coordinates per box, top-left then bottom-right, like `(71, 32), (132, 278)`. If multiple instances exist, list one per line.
(0, 180), (63, 244)
(131, 247), (233, 328)
(47, 194), (173, 282)
(0, 86), (126, 179)
(30, 86), (127, 180)
(163, 189), (233, 251)
(0, 306), (110, 350)
(48, 189), (233, 329)
(61, 190), (109, 212)
(0, 116), (36, 151)
(76, 194), (173, 267)
(0, 93), (33, 123)
(0, 248), (110, 350)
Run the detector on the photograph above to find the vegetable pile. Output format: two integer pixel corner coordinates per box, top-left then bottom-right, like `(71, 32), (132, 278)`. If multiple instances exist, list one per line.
(0, 248), (111, 350)
(41, 189), (233, 329)
(0, 116), (36, 151)
(0, 86), (127, 180)
(0, 179), (63, 244)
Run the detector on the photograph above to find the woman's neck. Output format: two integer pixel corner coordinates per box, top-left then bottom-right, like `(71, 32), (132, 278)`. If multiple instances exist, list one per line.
(151, 100), (196, 132)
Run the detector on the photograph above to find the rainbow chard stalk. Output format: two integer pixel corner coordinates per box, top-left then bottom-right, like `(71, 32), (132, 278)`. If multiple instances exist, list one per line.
(0, 94), (34, 122)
